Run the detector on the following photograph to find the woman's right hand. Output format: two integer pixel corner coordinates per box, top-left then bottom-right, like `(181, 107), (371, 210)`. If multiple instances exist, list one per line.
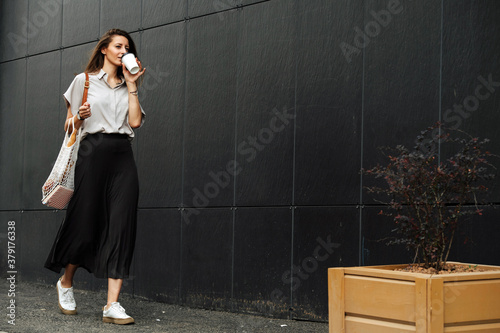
(78, 102), (91, 119)
(64, 103), (89, 146)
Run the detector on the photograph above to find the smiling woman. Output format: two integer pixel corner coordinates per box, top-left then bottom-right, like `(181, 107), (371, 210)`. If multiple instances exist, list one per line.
(44, 28), (146, 326)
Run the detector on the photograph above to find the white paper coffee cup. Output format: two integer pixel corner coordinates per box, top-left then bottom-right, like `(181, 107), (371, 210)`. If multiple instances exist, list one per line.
(122, 53), (140, 74)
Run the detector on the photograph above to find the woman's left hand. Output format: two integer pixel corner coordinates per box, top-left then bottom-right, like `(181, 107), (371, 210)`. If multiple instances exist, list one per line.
(123, 58), (146, 83)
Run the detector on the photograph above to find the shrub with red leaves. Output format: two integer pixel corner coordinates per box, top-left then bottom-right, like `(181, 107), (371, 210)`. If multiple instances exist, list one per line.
(363, 123), (496, 270)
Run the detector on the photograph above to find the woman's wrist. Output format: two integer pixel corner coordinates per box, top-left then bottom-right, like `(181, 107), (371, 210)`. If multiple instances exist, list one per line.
(126, 81), (137, 89)
(127, 81), (138, 96)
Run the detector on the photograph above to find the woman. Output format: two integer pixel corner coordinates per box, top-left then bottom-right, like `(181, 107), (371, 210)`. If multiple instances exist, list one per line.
(45, 29), (146, 325)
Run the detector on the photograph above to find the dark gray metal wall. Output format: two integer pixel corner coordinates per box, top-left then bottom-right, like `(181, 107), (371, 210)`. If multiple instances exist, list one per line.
(1, 0), (500, 322)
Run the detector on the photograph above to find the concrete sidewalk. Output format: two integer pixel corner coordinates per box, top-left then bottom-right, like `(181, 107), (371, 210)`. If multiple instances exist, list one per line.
(0, 281), (328, 333)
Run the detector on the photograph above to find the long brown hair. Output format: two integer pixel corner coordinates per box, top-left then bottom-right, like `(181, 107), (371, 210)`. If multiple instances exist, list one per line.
(85, 29), (139, 78)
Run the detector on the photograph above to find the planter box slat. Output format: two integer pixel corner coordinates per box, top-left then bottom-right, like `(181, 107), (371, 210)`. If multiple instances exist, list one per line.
(436, 272), (500, 282)
(444, 280), (500, 324)
(444, 322), (500, 332)
(329, 268), (345, 332)
(430, 278), (444, 331)
(415, 277), (428, 333)
(343, 267), (430, 281)
(344, 275), (416, 322)
(345, 315), (415, 332)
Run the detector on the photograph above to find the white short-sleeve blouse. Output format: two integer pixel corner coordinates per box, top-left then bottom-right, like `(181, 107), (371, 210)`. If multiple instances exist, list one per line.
(63, 69), (145, 140)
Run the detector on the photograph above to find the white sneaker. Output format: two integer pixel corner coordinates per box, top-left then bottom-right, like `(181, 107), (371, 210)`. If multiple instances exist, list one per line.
(56, 277), (77, 315)
(103, 302), (134, 325)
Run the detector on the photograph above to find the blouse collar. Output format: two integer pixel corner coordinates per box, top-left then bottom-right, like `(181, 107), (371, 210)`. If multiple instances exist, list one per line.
(97, 69), (125, 88)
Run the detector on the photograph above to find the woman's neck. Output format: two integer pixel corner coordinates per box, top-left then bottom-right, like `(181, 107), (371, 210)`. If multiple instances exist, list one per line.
(102, 62), (121, 86)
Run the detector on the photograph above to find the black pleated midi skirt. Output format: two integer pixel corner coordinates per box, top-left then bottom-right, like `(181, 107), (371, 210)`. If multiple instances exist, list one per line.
(45, 133), (139, 279)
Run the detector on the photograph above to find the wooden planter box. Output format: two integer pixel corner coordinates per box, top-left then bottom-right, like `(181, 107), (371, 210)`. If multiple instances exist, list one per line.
(328, 262), (500, 332)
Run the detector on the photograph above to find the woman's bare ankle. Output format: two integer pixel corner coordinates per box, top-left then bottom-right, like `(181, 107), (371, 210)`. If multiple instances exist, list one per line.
(60, 276), (72, 288)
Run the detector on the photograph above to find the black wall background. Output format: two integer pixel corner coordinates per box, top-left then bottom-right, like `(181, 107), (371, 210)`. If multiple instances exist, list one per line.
(1, 0), (500, 322)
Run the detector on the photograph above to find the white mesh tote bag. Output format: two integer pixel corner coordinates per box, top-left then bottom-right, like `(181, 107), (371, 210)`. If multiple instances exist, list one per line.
(42, 73), (89, 209)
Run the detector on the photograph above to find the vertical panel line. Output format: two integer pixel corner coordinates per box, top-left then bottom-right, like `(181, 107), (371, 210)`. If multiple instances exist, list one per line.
(179, 2), (189, 301)
(289, 0), (299, 320)
(140, 0), (144, 30)
(231, 4), (242, 311)
(182, 0), (189, 207)
(438, 0), (444, 162)
(59, 0), (65, 130)
(359, 0), (366, 267)
(233, 6), (241, 208)
(25, 0), (29, 57)
(58, 50), (63, 154)
(231, 208), (235, 310)
(60, 0), (64, 49)
(291, 0), (298, 207)
(98, 0), (102, 36)
(290, 207), (295, 320)
(21, 0), (30, 210)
